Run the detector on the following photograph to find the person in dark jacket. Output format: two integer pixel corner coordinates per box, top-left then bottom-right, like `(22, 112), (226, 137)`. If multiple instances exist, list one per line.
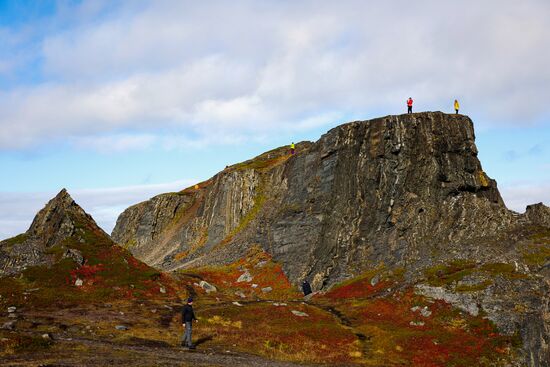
(181, 298), (197, 349)
(302, 280), (312, 296)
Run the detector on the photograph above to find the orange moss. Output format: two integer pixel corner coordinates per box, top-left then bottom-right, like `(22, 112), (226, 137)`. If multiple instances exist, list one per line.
(197, 302), (360, 364)
(325, 275), (392, 300)
(185, 248), (300, 299)
(331, 287), (517, 366)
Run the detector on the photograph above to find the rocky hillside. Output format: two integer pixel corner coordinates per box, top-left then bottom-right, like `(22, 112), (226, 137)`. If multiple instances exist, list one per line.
(112, 112), (549, 366)
(0, 189), (107, 276)
(0, 189), (177, 302)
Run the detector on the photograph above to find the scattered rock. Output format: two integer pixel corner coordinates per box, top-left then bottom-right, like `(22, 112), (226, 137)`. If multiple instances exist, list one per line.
(254, 261), (267, 268)
(159, 287), (166, 294)
(232, 302), (243, 307)
(273, 303), (287, 307)
(115, 325), (129, 331)
(261, 287), (272, 293)
(8, 314), (17, 319)
(411, 305), (432, 317)
(7, 306), (16, 313)
(370, 274), (380, 287)
(199, 280), (217, 293)
(1, 321), (16, 330)
(235, 291), (246, 298)
(75, 278), (83, 287)
(237, 271), (253, 283)
(41, 333), (52, 340)
(251, 284), (258, 288)
(420, 307), (432, 318)
(63, 248), (85, 266)
(410, 321), (425, 327)
(415, 284), (479, 316)
(291, 310), (309, 317)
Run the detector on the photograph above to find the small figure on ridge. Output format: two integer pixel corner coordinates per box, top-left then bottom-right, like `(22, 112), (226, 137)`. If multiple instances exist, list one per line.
(454, 99), (460, 114)
(407, 97), (413, 114)
(290, 142), (295, 155)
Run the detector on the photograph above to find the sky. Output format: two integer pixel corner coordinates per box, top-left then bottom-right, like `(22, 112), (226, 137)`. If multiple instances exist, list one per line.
(1, 0), (549, 240)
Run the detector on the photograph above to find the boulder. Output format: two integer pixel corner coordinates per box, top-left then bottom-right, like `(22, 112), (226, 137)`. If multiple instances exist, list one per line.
(291, 310), (309, 317)
(199, 280), (217, 293)
(237, 271), (253, 283)
(525, 203), (550, 227)
(1, 321), (16, 330)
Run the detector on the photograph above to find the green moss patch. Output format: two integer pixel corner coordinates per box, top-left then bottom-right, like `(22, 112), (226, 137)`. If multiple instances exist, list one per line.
(522, 243), (550, 266)
(424, 260), (476, 286)
(455, 280), (493, 293)
(0, 332), (52, 356)
(1, 233), (28, 248)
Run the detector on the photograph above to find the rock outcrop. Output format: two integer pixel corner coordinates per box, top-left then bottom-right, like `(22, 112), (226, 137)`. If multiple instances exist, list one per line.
(113, 112), (515, 283)
(0, 189), (107, 275)
(112, 112), (549, 366)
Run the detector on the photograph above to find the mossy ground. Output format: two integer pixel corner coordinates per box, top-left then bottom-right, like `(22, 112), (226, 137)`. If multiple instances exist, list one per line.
(0, 241), (525, 366)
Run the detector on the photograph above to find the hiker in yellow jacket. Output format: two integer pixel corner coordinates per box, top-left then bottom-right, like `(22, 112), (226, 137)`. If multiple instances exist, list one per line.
(454, 99), (460, 114)
(290, 142), (295, 155)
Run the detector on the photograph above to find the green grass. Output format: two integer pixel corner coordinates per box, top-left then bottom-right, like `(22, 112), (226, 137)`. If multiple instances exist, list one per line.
(218, 178), (267, 247)
(529, 227), (550, 243)
(0, 332), (52, 356)
(229, 146), (291, 172)
(522, 244), (550, 266)
(455, 280), (493, 293)
(1, 233), (28, 248)
(424, 260), (476, 286)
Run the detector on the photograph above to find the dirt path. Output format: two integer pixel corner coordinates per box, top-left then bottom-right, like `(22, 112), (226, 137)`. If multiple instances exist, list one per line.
(2, 333), (333, 367)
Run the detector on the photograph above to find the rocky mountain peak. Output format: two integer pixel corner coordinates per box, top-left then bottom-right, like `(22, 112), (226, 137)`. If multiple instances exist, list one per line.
(1, 189), (106, 275)
(27, 189), (101, 247)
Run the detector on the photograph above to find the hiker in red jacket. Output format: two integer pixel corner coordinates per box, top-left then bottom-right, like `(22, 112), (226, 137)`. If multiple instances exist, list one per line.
(407, 97), (413, 114)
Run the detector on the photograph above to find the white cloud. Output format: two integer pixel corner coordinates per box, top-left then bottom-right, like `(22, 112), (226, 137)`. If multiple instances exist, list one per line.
(72, 133), (157, 153)
(1, 0), (550, 151)
(0, 179), (196, 240)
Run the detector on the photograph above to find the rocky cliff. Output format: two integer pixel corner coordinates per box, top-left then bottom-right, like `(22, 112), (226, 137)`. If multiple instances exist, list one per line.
(112, 112), (549, 366)
(113, 112), (515, 284)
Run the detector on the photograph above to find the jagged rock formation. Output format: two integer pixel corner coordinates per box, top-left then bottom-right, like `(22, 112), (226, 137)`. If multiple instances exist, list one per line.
(112, 112), (549, 366)
(0, 189), (108, 275)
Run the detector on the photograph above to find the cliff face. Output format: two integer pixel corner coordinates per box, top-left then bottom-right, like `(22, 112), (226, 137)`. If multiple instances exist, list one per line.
(112, 112), (549, 366)
(113, 112), (512, 284)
